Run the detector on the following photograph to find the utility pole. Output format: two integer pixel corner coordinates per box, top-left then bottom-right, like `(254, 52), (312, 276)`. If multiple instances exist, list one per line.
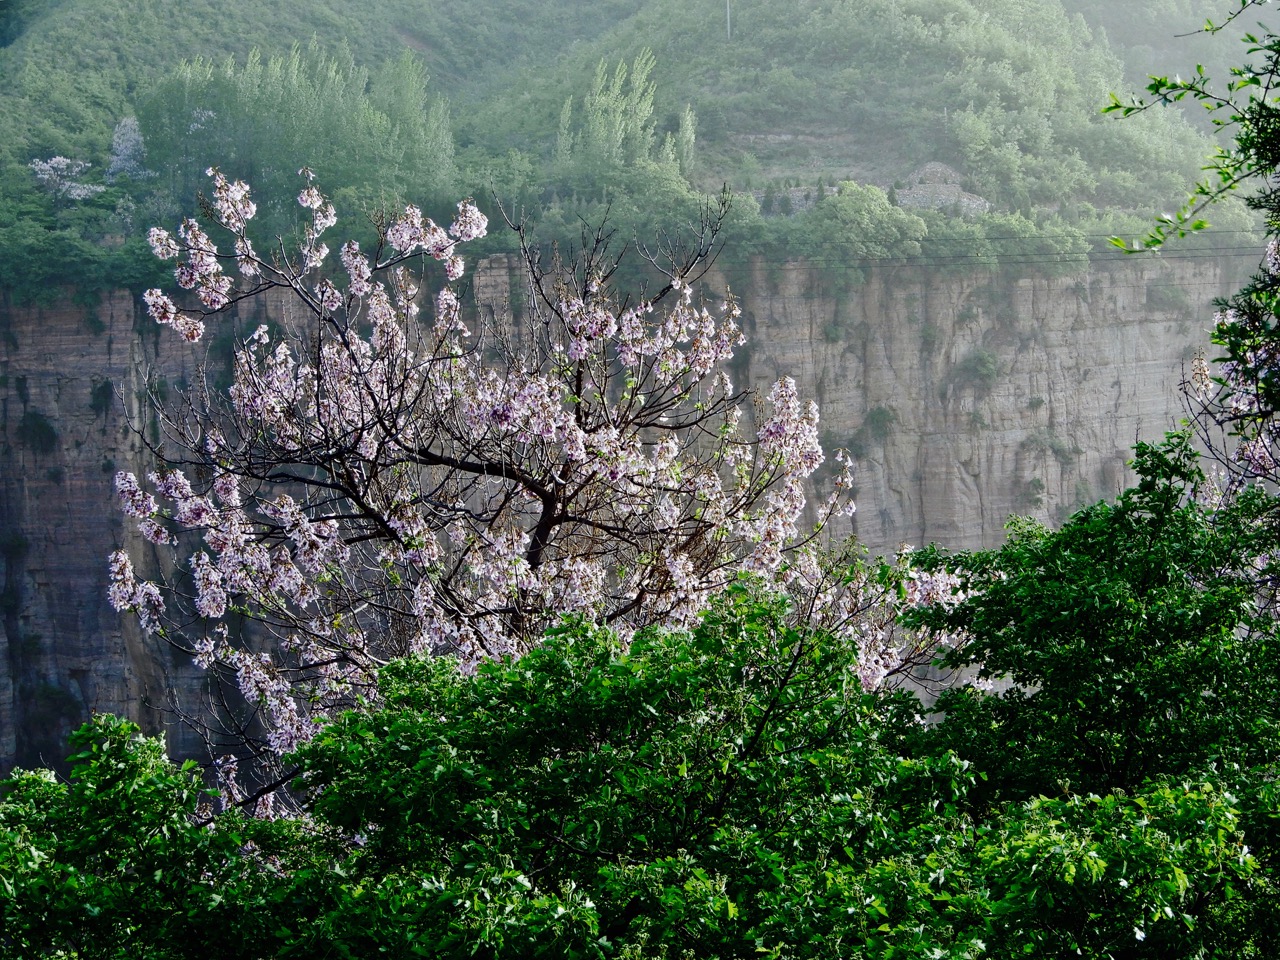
(726, 0), (731, 41)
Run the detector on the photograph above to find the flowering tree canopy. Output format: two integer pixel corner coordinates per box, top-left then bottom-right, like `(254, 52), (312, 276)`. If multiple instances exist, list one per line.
(99, 169), (969, 765)
(106, 117), (153, 182)
(28, 157), (105, 201)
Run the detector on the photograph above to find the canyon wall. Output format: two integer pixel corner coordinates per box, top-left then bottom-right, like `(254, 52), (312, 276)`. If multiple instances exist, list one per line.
(0, 289), (195, 769)
(0, 253), (1241, 770)
(723, 258), (1228, 550)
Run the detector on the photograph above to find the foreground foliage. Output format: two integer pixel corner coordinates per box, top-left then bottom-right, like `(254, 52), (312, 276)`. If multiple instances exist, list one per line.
(11, 9), (1280, 952)
(7, 440), (1280, 957)
(909, 435), (1280, 803)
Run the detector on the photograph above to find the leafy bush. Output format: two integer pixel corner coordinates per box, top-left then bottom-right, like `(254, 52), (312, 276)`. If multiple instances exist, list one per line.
(862, 405), (897, 441)
(89, 378), (113, 416)
(952, 347), (1000, 392)
(7, 560), (1280, 956)
(0, 715), (303, 958)
(907, 435), (1280, 802)
(1022, 427), (1078, 464)
(1147, 278), (1193, 312)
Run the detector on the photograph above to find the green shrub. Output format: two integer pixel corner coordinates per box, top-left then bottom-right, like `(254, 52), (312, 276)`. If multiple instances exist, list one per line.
(1146, 280), (1192, 313)
(1021, 475), (1046, 507)
(1023, 427), (1078, 465)
(0, 531), (28, 561)
(862, 405), (897, 442)
(919, 321), (941, 354)
(952, 347), (1000, 392)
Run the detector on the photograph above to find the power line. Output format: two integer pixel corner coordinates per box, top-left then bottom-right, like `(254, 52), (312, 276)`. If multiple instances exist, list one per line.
(706, 245), (1265, 269)
(742, 284), (1235, 306)
(724, 228), (1264, 247)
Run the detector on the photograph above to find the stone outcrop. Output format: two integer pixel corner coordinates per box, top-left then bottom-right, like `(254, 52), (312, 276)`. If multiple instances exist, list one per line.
(0, 253), (1243, 770)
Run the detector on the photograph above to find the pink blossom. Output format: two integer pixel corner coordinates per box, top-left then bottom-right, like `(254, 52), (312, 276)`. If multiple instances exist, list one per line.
(301, 230), (329, 271)
(758, 377), (824, 476)
(386, 205), (427, 253)
(448, 199), (488, 242)
(435, 288), (466, 335)
(298, 186), (324, 210)
(143, 288), (184, 329)
(316, 279), (343, 313)
(192, 552), (228, 618)
(106, 550), (138, 611)
(213, 473), (242, 508)
(1238, 437), (1276, 476)
(148, 228), (179, 260)
(115, 471), (157, 519)
(235, 237), (259, 277)
(208, 168), (257, 230)
(341, 241), (372, 297)
(138, 518), (173, 545)
(313, 203), (337, 234)
(151, 469), (194, 503)
(108, 550), (165, 633)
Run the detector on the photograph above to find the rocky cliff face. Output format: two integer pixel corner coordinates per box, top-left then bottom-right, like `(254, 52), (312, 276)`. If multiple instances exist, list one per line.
(0, 255), (1241, 770)
(719, 258), (1232, 551)
(0, 289), (197, 770)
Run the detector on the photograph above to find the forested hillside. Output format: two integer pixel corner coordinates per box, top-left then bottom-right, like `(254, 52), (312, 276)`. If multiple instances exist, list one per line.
(0, 0), (1266, 303)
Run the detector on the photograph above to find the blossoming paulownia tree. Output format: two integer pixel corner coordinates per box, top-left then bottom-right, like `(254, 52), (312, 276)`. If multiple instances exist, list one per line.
(107, 169), (955, 771)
